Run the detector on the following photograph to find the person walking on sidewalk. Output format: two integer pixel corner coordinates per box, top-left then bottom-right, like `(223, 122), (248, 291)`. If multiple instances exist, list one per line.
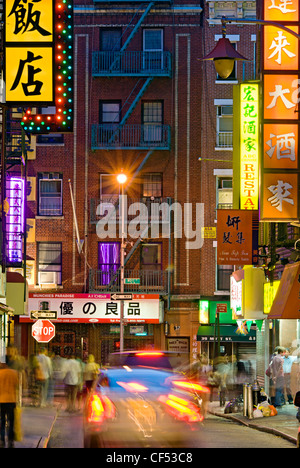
(270, 346), (286, 408)
(283, 348), (296, 404)
(0, 363), (19, 448)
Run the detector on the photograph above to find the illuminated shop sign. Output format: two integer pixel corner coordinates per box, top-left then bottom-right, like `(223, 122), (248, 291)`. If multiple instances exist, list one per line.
(240, 83), (259, 210)
(6, 177), (25, 265)
(261, 0), (300, 221)
(4, 0), (73, 133)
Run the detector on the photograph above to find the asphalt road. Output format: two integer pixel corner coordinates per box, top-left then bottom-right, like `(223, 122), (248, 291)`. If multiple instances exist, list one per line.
(47, 411), (296, 449)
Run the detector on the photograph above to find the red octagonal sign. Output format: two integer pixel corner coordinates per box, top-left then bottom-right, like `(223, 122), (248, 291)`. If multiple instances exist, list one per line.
(32, 319), (55, 343)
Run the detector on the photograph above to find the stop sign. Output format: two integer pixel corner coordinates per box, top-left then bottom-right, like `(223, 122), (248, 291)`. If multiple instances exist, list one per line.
(32, 319), (55, 343)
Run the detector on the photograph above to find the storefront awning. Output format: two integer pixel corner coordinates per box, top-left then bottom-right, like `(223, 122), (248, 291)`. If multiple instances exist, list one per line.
(268, 262), (300, 319)
(197, 324), (256, 343)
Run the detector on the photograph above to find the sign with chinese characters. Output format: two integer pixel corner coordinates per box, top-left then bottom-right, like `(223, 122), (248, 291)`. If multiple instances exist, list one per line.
(262, 172), (298, 219)
(217, 209), (258, 265)
(6, 177), (25, 265)
(4, 0), (74, 133)
(240, 83), (259, 210)
(20, 293), (163, 323)
(262, 0), (300, 221)
(4, 0), (54, 104)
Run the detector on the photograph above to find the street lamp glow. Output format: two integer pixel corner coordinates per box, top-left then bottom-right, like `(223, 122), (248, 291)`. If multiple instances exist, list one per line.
(117, 173), (127, 184)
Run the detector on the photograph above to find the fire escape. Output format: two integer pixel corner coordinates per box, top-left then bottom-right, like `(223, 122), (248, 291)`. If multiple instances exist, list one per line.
(90, 0), (172, 295)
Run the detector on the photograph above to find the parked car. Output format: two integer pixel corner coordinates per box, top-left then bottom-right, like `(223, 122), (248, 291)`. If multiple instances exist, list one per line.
(83, 351), (209, 448)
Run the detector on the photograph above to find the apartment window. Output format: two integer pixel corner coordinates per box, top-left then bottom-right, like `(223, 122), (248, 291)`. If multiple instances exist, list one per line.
(217, 265), (234, 291)
(98, 242), (120, 285)
(37, 107), (64, 144)
(143, 29), (163, 70)
(217, 177), (233, 209)
(141, 243), (162, 271)
(38, 242), (62, 285)
(142, 101), (163, 142)
(100, 28), (122, 51)
(217, 106), (233, 148)
(142, 174), (162, 198)
(38, 172), (63, 216)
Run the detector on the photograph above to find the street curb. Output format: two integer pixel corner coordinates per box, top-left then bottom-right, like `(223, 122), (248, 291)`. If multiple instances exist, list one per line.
(37, 407), (60, 448)
(209, 410), (297, 446)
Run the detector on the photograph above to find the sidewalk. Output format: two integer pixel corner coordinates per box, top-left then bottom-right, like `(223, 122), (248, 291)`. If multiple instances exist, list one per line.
(208, 401), (299, 446)
(14, 405), (59, 448)
(8, 399), (300, 448)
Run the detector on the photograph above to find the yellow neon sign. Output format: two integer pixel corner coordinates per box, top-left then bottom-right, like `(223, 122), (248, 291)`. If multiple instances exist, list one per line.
(240, 83), (259, 210)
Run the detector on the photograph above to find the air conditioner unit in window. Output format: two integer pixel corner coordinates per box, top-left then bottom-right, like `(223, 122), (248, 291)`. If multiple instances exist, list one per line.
(38, 271), (57, 288)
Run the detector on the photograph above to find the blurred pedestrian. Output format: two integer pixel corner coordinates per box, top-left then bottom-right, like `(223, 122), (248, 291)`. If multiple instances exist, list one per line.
(83, 354), (100, 393)
(36, 348), (52, 407)
(64, 355), (82, 412)
(28, 354), (40, 407)
(270, 346), (285, 408)
(0, 363), (19, 448)
(75, 354), (84, 410)
(291, 351), (300, 398)
(283, 348), (296, 404)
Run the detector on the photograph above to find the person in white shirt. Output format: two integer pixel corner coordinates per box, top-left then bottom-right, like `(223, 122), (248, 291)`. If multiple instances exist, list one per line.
(63, 355), (82, 412)
(36, 348), (53, 407)
(283, 349), (296, 404)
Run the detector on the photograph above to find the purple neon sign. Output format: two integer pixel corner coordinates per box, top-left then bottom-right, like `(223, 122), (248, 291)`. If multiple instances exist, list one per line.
(6, 177), (25, 264)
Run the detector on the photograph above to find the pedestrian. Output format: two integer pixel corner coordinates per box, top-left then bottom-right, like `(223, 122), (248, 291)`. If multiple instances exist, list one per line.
(270, 346), (286, 408)
(36, 348), (52, 407)
(283, 348), (296, 404)
(28, 354), (40, 407)
(0, 362), (19, 448)
(64, 354), (82, 412)
(83, 354), (100, 393)
(291, 351), (300, 399)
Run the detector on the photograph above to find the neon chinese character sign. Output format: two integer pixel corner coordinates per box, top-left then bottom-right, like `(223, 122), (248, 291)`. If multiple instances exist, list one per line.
(240, 83), (259, 210)
(4, 0), (73, 133)
(6, 177), (25, 265)
(261, 0), (300, 221)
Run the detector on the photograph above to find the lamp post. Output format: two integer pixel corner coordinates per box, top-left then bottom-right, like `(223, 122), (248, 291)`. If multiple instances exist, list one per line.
(117, 171), (127, 353)
(200, 16), (300, 79)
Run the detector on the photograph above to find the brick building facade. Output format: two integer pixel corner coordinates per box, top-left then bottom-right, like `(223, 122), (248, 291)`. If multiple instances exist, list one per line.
(11, 0), (259, 365)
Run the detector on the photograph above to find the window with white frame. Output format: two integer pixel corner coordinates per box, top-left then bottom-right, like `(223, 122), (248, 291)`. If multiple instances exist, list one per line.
(142, 101), (163, 142)
(38, 172), (63, 216)
(216, 105), (233, 148)
(38, 242), (62, 285)
(217, 177), (233, 209)
(143, 29), (163, 70)
(217, 264), (234, 291)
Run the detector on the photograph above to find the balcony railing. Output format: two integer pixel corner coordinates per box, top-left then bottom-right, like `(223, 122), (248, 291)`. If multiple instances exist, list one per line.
(92, 51), (172, 77)
(89, 268), (169, 295)
(91, 124), (171, 150)
(90, 196), (172, 224)
(216, 131), (233, 149)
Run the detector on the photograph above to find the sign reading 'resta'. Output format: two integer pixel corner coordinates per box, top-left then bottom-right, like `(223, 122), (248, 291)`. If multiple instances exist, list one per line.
(240, 83), (259, 210)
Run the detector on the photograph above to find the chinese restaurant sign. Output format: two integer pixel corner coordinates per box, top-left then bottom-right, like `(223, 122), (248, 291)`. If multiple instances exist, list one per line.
(6, 177), (25, 265)
(4, 0), (73, 133)
(240, 83), (259, 211)
(261, 0), (300, 221)
(20, 293), (163, 324)
(217, 209), (258, 265)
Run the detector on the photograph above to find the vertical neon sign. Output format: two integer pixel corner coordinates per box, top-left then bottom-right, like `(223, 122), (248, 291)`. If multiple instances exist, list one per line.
(6, 177), (25, 264)
(240, 83), (259, 210)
